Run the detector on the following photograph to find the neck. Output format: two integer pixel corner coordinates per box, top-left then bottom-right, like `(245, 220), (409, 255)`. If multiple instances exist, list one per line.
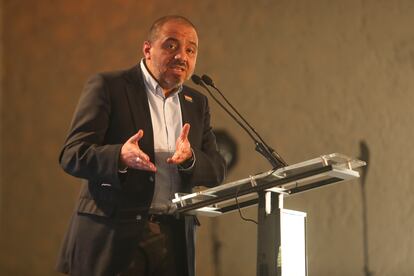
(162, 87), (176, 97)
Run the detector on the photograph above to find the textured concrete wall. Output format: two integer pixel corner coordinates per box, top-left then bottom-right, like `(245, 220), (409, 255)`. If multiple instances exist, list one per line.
(1, 1), (414, 275)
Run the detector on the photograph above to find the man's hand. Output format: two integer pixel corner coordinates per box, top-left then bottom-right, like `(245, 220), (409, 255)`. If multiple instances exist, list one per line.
(167, 123), (193, 164)
(120, 130), (156, 172)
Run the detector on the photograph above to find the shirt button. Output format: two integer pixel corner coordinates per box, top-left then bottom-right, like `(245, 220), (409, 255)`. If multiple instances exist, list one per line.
(149, 176), (154, 182)
(136, 214), (142, 221)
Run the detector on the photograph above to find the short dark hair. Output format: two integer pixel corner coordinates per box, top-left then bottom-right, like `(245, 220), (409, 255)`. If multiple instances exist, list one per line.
(147, 15), (197, 42)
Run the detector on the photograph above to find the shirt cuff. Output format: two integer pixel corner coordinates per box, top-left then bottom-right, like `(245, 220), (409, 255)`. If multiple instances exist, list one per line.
(178, 149), (196, 171)
(118, 166), (128, 174)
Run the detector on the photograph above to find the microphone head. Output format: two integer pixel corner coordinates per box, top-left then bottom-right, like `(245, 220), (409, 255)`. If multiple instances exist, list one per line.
(191, 74), (203, 85)
(201, 74), (214, 86)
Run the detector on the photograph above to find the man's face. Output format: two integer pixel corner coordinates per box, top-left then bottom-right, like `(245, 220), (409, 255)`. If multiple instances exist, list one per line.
(143, 20), (198, 92)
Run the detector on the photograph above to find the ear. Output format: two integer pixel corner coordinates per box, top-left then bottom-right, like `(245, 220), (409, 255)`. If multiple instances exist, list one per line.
(143, 41), (151, 59)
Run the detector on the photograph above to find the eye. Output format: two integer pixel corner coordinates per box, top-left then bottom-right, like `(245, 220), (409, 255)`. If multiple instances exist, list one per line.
(187, 47), (196, 55)
(169, 43), (176, 50)
(164, 41), (178, 51)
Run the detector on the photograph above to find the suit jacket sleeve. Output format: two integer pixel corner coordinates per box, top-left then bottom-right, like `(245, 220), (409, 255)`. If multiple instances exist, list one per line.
(59, 74), (124, 189)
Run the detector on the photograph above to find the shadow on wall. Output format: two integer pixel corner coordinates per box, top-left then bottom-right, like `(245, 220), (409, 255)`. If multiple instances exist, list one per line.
(358, 140), (373, 276)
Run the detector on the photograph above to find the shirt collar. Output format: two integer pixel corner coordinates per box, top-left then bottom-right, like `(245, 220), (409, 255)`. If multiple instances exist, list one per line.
(140, 59), (182, 98)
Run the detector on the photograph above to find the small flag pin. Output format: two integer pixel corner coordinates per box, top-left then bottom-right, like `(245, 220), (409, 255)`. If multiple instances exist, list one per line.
(184, 95), (193, 102)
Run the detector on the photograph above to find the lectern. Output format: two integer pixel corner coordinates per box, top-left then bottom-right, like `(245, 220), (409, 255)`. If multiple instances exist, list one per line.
(171, 153), (366, 276)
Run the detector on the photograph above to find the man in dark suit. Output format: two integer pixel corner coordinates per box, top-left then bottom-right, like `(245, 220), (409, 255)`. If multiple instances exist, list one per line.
(57, 15), (226, 276)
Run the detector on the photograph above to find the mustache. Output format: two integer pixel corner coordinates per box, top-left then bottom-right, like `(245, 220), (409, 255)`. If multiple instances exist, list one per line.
(168, 60), (187, 68)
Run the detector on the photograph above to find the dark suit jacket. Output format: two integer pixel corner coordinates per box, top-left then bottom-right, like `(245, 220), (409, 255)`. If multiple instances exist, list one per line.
(57, 65), (226, 276)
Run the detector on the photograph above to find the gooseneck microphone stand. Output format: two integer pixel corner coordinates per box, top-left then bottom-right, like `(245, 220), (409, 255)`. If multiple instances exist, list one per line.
(191, 74), (287, 169)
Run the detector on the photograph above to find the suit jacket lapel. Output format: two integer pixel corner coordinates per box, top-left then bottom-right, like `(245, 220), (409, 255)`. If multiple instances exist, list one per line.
(124, 65), (154, 160)
(179, 90), (196, 144)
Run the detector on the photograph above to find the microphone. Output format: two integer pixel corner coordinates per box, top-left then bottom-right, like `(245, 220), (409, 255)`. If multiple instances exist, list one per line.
(192, 74), (287, 168)
(200, 74), (214, 86)
(191, 74), (203, 85)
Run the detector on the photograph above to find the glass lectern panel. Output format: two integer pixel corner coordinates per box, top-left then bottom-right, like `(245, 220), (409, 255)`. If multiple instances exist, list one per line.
(171, 153), (366, 216)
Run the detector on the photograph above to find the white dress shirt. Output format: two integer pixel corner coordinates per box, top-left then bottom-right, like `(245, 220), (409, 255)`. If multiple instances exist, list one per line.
(140, 60), (184, 214)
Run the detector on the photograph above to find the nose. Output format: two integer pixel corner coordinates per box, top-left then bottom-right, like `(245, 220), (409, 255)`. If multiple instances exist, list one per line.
(174, 47), (188, 61)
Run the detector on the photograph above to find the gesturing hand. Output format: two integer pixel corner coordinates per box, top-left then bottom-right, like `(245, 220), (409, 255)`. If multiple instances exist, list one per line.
(167, 123), (193, 165)
(120, 130), (156, 172)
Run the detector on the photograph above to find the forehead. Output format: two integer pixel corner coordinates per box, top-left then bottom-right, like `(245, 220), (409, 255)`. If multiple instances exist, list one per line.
(157, 21), (198, 46)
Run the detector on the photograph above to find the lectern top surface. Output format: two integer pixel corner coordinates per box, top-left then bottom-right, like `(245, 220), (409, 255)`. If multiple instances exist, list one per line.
(171, 153), (366, 215)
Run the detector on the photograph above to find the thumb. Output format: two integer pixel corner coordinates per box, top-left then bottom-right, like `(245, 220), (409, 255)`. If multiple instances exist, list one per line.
(128, 129), (144, 144)
(180, 123), (191, 140)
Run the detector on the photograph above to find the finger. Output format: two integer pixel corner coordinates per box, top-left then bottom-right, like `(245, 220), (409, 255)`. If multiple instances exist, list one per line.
(127, 129), (144, 144)
(179, 124), (190, 140)
(167, 153), (183, 164)
(137, 150), (150, 162)
(135, 157), (157, 172)
(142, 161), (157, 172)
(166, 154), (177, 164)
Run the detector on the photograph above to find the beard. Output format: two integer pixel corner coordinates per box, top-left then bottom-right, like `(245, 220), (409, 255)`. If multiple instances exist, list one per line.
(159, 68), (189, 90)
(147, 57), (194, 91)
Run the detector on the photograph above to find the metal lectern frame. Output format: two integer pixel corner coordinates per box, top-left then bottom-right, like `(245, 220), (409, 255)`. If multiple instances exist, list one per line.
(171, 153), (366, 276)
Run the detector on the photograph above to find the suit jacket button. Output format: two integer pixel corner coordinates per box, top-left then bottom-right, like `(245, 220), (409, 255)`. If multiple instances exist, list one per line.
(149, 176), (154, 182)
(136, 214), (142, 221)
